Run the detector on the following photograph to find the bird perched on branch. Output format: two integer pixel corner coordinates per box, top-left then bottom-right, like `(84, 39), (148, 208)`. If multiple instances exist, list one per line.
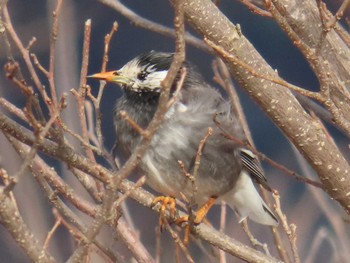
(89, 51), (278, 227)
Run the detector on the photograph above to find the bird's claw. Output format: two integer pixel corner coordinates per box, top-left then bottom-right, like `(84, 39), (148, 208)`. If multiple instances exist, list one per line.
(175, 197), (217, 245)
(151, 196), (177, 231)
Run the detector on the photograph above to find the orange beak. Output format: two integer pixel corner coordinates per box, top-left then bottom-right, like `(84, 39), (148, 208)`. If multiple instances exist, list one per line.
(87, 70), (118, 82)
(88, 70), (131, 86)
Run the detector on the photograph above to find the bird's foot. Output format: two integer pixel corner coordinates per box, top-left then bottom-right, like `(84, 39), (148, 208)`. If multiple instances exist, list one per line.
(151, 196), (177, 231)
(176, 197), (217, 245)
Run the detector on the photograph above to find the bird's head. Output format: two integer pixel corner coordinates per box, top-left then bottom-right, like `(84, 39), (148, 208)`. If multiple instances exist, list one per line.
(88, 51), (174, 93)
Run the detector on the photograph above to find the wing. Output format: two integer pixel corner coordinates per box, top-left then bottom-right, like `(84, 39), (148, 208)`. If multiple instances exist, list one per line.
(239, 148), (272, 191)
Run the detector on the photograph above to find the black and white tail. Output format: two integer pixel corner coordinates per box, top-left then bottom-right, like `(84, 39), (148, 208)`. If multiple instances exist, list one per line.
(224, 170), (278, 226)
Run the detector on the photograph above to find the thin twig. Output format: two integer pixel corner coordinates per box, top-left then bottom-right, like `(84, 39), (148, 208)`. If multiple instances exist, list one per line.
(178, 160), (194, 184)
(96, 0), (209, 52)
(238, 0), (272, 17)
(316, 0), (350, 49)
(72, 69), (96, 161)
(101, 21), (119, 73)
(52, 209), (118, 263)
(4, 62), (34, 96)
(118, 110), (147, 136)
(48, 0), (63, 109)
(0, 1), (24, 80)
(117, 218), (155, 263)
(60, 122), (102, 155)
(325, 0), (350, 30)
(31, 53), (49, 76)
(206, 38), (324, 102)
(0, 97), (27, 121)
(90, 21), (119, 151)
(6, 134), (98, 218)
(70, 19), (105, 213)
(44, 217), (62, 250)
(3, 5), (56, 116)
(70, 168), (103, 203)
(191, 127), (213, 203)
(271, 226), (291, 263)
(273, 192), (300, 263)
(80, 19), (91, 89)
(155, 226), (162, 263)
(84, 100), (100, 147)
(219, 201), (227, 263)
(163, 219), (195, 263)
(84, 101), (117, 169)
(166, 67), (187, 109)
(0, 168), (19, 211)
(65, 190), (116, 263)
(304, 227), (340, 263)
(240, 219), (271, 256)
(25, 36), (37, 50)
(212, 58), (253, 143)
(113, 176), (146, 208)
(3, 102), (61, 194)
(71, 19), (102, 198)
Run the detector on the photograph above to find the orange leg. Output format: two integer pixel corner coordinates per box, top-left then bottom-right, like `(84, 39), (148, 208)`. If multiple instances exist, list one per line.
(151, 196), (177, 231)
(177, 197), (217, 245)
(194, 196), (216, 224)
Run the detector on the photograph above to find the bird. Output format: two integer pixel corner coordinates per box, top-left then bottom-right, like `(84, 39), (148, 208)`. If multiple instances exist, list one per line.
(89, 51), (278, 227)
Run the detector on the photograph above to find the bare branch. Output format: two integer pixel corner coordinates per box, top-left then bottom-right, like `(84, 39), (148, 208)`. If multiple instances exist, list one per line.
(219, 201), (227, 263)
(0, 189), (56, 263)
(273, 192), (301, 263)
(116, 218), (155, 263)
(44, 217), (62, 251)
(207, 38), (323, 102)
(3, 5), (54, 114)
(238, 0), (272, 17)
(91, 21), (119, 151)
(47, 0), (63, 108)
(80, 19), (91, 88)
(325, 0), (350, 31)
(244, 220), (272, 255)
(96, 0), (209, 52)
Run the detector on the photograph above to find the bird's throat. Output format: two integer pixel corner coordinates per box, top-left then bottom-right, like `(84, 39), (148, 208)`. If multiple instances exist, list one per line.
(118, 89), (160, 129)
(113, 89), (160, 157)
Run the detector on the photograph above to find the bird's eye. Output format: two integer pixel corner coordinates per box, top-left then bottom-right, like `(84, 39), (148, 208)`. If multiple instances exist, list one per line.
(112, 71), (119, 76)
(137, 72), (147, 81)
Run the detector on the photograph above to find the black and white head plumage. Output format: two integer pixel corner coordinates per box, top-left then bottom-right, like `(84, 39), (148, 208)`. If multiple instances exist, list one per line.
(116, 51), (205, 94)
(116, 51), (173, 93)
